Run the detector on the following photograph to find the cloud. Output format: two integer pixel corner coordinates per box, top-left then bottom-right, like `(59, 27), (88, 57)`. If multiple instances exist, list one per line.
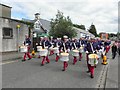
(1, 0), (118, 34)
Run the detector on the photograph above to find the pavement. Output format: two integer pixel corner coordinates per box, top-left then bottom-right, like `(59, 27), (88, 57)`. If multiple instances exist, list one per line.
(105, 51), (119, 89)
(1, 50), (119, 88)
(2, 51), (23, 61)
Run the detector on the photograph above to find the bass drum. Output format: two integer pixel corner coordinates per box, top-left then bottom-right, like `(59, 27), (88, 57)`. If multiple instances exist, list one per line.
(88, 54), (98, 66)
(72, 49), (79, 56)
(60, 53), (69, 61)
(53, 47), (59, 54)
(20, 46), (28, 53)
(39, 49), (48, 56)
(79, 47), (84, 53)
(37, 46), (42, 52)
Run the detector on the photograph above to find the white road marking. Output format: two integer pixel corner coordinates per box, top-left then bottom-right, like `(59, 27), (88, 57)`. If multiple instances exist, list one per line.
(0, 60), (18, 65)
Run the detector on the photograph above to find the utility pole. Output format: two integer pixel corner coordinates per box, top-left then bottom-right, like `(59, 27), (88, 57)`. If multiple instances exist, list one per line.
(17, 24), (20, 52)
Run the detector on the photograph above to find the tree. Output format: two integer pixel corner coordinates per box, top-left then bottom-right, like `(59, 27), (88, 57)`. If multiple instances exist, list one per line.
(88, 24), (98, 37)
(73, 24), (86, 30)
(49, 10), (77, 38)
(117, 32), (120, 40)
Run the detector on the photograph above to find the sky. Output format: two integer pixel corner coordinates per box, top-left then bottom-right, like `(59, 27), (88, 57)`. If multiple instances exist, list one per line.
(1, 0), (119, 34)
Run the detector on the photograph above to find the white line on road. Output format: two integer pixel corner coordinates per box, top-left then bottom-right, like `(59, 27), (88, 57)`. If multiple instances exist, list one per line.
(0, 60), (18, 65)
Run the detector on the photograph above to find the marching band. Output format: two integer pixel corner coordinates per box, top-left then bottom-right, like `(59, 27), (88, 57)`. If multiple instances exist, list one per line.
(20, 35), (111, 79)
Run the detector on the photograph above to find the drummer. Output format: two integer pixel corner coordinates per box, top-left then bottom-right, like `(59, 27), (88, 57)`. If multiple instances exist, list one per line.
(49, 36), (54, 56)
(51, 38), (60, 62)
(85, 38), (97, 78)
(57, 38), (63, 53)
(60, 35), (71, 53)
(38, 37), (44, 58)
(78, 38), (86, 61)
(70, 38), (80, 65)
(60, 35), (71, 71)
(22, 34), (32, 61)
(104, 39), (111, 55)
(41, 36), (52, 66)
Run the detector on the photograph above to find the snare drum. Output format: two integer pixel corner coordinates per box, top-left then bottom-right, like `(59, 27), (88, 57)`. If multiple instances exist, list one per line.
(37, 46), (42, 51)
(20, 46), (28, 53)
(72, 49), (79, 56)
(53, 47), (59, 54)
(79, 47), (84, 53)
(88, 54), (98, 66)
(60, 53), (69, 61)
(39, 49), (48, 56)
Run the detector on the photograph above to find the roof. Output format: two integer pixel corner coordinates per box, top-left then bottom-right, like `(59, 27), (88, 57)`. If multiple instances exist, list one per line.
(73, 27), (95, 37)
(0, 3), (12, 8)
(0, 17), (30, 25)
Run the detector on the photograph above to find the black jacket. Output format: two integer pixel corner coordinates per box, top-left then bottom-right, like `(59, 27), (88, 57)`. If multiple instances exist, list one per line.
(112, 45), (117, 53)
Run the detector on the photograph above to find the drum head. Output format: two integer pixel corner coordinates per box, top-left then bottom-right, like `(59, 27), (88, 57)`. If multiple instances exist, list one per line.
(88, 54), (98, 59)
(73, 49), (79, 52)
(61, 53), (69, 56)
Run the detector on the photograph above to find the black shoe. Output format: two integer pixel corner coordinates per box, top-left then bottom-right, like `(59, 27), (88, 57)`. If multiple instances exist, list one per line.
(28, 58), (32, 60)
(22, 60), (26, 62)
(41, 64), (44, 66)
(79, 59), (81, 61)
(86, 71), (90, 73)
(95, 66), (96, 68)
(46, 62), (50, 64)
(112, 57), (115, 59)
(91, 74), (94, 78)
(62, 69), (65, 71)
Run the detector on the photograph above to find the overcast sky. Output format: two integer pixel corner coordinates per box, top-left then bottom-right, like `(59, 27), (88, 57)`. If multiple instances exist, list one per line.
(1, 0), (118, 34)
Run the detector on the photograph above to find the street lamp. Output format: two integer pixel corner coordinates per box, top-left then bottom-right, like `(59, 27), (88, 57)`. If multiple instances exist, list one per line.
(17, 24), (20, 52)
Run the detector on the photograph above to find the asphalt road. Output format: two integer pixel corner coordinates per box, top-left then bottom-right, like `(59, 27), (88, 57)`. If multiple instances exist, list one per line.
(2, 52), (109, 88)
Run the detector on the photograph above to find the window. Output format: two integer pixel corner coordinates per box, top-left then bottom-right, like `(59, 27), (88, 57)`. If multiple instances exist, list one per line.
(3, 27), (13, 39)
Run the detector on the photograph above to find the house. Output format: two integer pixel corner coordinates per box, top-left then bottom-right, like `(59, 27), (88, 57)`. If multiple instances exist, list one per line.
(0, 4), (29, 52)
(73, 27), (95, 39)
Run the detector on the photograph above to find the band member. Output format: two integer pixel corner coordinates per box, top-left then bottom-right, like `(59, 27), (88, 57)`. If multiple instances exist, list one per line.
(22, 35), (32, 61)
(49, 36), (54, 56)
(38, 37), (44, 58)
(85, 38), (97, 78)
(57, 38), (63, 53)
(70, 38), (80, 65)
(104, 40), (111, 55)
(79, 38), (85, 61)
(60, 35), (70, 71)
(41, 36), (52, 66)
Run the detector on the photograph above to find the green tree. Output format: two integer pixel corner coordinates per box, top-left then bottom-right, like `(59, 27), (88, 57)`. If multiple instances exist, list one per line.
(73, 24), (86, 30)
(49, 10), (77, 38)
(88, 24), (98, 37)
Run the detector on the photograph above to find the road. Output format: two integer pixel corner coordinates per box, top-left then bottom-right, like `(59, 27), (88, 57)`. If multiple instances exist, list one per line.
(1, 51), (116, 88)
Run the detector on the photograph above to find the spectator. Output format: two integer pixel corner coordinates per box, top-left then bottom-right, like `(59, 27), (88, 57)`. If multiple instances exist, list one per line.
(118, 40), (120, 56)
(111, 43), (117, 59)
